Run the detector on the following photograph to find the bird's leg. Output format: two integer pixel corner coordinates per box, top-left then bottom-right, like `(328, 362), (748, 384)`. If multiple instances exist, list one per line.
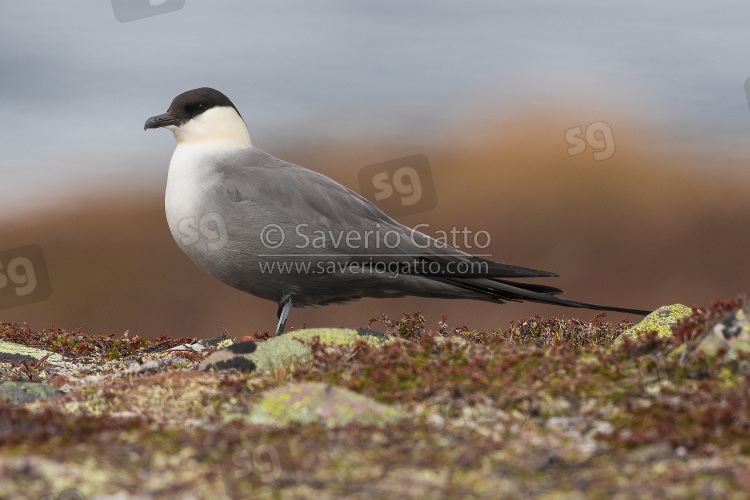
(275, 294), (293, 336)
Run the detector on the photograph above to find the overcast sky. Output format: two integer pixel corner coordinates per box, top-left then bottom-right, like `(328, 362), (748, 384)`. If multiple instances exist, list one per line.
(2, 1), (750, 218)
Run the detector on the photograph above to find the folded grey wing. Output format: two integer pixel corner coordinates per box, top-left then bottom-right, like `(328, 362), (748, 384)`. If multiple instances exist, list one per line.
(216, 148), (559, 281)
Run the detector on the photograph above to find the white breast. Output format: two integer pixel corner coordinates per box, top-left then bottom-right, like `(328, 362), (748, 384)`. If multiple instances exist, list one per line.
(164, 143), (242, 242)
(164, 105), (252, 237)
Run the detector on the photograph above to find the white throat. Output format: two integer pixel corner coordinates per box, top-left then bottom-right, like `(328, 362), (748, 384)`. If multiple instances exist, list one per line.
(168, 105), (252, 147)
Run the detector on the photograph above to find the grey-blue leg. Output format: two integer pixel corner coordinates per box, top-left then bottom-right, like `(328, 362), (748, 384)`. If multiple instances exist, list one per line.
(275, 295), (293, 336)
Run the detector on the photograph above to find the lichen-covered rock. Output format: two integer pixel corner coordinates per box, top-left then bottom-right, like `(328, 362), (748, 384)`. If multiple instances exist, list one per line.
(619, 304), (693, 343)
(434, 335), (469, 346)
(0, 340), (63, 363)
(698, 307), (750, 361)
(199, 340), (257, 373)
(170, 333), (233, 353)
(247, 382), (406, 427)
(245, 328), (395, 373)
(0, 380), (63, 404)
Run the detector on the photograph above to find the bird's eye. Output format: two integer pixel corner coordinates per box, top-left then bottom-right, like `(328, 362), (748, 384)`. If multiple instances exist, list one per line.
(187, 102), (206, 114)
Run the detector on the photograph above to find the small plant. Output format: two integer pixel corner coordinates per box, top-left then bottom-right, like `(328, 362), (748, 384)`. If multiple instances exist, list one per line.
(368, 312), (427, 341)
(2, 353), (51, 381)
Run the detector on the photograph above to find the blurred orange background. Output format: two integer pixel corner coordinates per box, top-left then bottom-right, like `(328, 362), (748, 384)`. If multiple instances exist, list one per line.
(2, 109), (748, 339)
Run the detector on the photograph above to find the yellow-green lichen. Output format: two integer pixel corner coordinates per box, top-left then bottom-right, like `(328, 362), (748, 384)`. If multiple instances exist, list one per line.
(247, 382), (406, 427)
(247, 328), (396, 373)
(0, 340), (63, 362)
(618, 304), (693, 343)
(0, 380), (63, 404)
(215, 339), (234, 350)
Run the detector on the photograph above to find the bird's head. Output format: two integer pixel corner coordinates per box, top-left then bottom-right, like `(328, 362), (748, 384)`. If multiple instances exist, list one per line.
(144, 87), (251, 147)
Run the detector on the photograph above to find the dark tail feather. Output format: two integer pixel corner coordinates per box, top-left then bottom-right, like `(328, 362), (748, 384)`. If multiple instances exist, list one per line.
(537, 295), (651, 316)
(433, 276), (650, 316)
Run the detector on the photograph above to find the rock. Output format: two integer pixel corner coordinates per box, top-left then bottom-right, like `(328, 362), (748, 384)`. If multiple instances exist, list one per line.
(356, 327), (388, 339)
(170, 356), (190, 366)
(200, 351), (257, 373)
(121, 360), (162, 375)
(698, 307), (750, 361)
(225, 341), (257, 354)
(247, 382), (406, 427)
(0, 352), (37, 364)
(246, 328), (395, 373)
(39, 488), (85, 500)
(0, 380), (64, 404)
(710, 308), (750, 344)
(199, 340), (257, 372)
(169, 342), (206, 352)
(619, 304), (693, 343)
(169, 333), (233, 352)
(434, 335), (469, 346)
(0, 340), (63, 363)
(202, 333), (232, 348)
(199, 328), (395, 374)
